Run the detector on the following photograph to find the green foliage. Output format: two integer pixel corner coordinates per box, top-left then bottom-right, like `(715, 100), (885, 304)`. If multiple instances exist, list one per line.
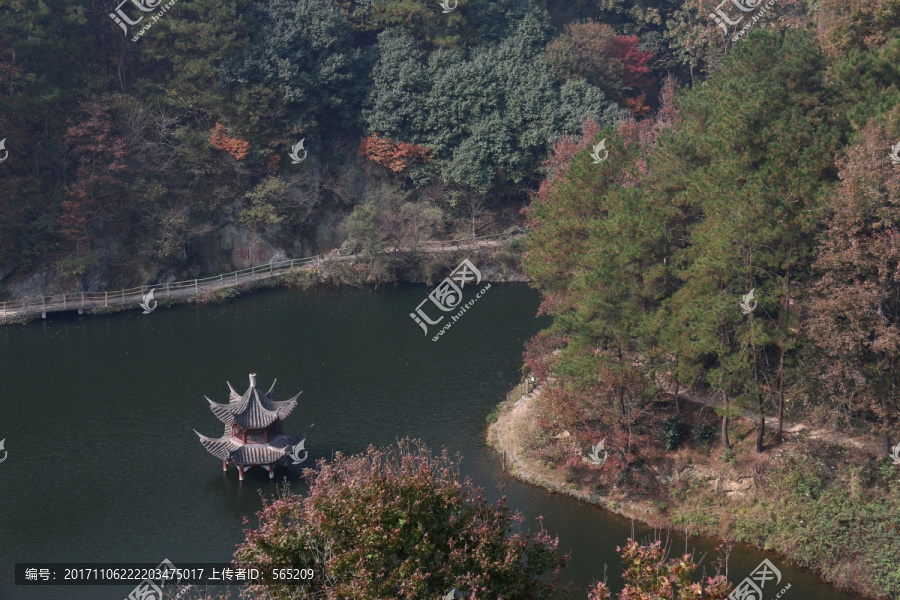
(342, 184), (445, 255)
(692, 422), (716, 448)
(240, 177), (288, 232)
(723, 449), (737, 465)
(659, 416), (688, 450)
(234, 440), (569, 600)
(365, 18), (627, 191)
(54, 253), (99, 279)
(221, 0), (366, 129)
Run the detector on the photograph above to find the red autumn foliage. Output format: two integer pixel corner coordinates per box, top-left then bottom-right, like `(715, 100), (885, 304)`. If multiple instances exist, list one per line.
(588, 539), (732, 600)
(530, 117), (601, 208)
(358, 134), (434, 173)
(60, 102), (128, 247)
(610, 35), (654, 116)
(523, 331), (568, 381)
(209, 122), (250, 160)
(615, 75), (680, 186)
(234, 440), (569, 600)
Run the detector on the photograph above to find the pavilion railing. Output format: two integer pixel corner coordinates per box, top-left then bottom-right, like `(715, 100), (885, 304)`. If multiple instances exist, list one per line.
(0, 229), (524, 319)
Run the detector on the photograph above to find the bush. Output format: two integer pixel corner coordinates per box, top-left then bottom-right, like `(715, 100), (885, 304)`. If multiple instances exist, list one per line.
(724, 448), (737, 465)
(588, 539), (731, 599)
(692, 423), (717, 448)
(659, 416), (688, 450)
(235, 439), (569, 600)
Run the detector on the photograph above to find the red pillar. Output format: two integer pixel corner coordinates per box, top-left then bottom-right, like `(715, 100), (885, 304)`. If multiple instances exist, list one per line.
(268, 465), (274, 479)
(222, 460), (228, 472)
(238, 466), (244, 481)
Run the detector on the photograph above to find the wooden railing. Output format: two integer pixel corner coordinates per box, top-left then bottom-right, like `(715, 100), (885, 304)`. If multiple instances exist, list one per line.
(0, 229), (524, 320)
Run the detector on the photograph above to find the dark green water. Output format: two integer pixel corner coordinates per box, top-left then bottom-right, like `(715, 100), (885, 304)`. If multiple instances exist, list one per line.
(0, 284), (863, 600)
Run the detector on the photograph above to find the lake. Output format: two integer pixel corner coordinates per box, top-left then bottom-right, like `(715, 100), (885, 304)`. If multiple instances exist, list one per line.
(0, 283), (864, 600)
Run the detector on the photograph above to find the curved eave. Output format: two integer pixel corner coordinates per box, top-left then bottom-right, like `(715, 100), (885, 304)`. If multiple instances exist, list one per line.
(194, 430), (240, 461)
(206, 396), (235, 425)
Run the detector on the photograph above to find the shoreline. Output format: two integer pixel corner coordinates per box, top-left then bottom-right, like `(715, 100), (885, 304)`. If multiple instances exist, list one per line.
(487, 381), (888, 600)
(0, 247), (529, 326)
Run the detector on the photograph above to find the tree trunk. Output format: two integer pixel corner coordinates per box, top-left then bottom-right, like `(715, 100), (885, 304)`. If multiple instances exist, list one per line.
(756, 413), (765, 453)
(777, 350), (785, 439)
(721, 390), (730, 450)
(778, 263), (792, 439)
(674, 374), (681, 413)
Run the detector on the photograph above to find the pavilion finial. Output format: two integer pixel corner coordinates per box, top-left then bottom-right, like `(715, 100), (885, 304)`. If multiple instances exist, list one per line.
(249, 373), (257, 388)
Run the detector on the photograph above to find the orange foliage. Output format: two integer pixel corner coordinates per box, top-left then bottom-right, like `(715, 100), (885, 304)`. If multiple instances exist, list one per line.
(358, 134), (433, 173)
(209, 123), (250, 160)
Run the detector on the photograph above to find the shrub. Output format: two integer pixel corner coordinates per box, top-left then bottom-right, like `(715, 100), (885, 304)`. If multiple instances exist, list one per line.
(724, 449), (737, 465)
(659, 416), (688, 450)
(588, 539), (731, 599)
(692, 422), (717, 448)
(234, 439), (569, 600)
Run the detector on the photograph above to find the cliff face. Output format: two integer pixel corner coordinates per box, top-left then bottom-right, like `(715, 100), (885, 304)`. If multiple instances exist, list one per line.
(0, 147), (365, 300)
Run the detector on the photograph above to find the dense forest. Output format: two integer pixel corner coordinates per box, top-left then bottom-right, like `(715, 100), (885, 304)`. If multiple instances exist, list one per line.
(3, 0), (900, 596)
(0, 0), (831, 293)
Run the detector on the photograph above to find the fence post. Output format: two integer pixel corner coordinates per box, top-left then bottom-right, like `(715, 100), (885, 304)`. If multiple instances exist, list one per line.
(235, 271), (238, 285)
(63, 294), (67, 310)
(166, 282), (170, 295)
(2, 302), (5, 318)
(105, 291), (108, 307)
(82, 292), (85, 308)
(121, 289), (125, 304)
(194, 279), (198, 293)
(220, 273), (224, 287)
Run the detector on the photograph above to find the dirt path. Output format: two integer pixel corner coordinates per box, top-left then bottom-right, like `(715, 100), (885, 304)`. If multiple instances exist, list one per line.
(656, 377), (882, 455)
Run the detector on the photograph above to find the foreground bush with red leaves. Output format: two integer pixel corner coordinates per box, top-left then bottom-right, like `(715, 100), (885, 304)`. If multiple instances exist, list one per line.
(234, 439), (569, 600)
(589, 540), (731, 600)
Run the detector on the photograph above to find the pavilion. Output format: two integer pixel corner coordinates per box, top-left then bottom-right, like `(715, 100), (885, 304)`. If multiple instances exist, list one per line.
(194, 373), (309, 480)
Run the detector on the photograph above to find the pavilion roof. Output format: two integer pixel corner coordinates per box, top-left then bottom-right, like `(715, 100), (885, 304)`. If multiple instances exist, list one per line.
(194, 428), (310, 466)
(206, 374), (300, 429)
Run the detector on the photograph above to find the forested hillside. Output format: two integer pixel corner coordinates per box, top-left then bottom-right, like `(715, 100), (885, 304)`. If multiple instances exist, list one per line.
(511, 2), (900, 595)
(0, 0), (674, 294)
(0, 0), (837, 296)
(3, 0), (900, 596)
